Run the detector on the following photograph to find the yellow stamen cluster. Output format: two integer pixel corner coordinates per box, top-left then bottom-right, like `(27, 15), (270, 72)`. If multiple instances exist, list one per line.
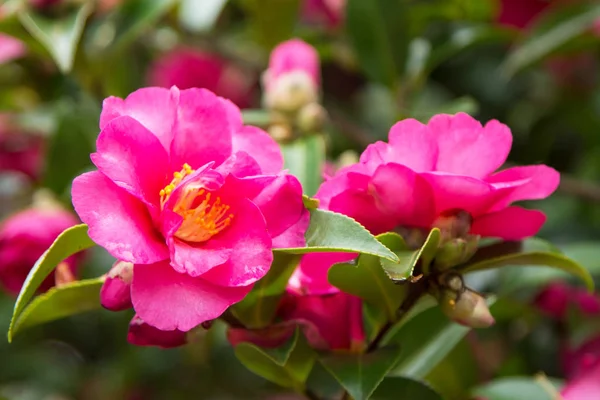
(159, 163), (193, 207)
(174, 188), (234, 242)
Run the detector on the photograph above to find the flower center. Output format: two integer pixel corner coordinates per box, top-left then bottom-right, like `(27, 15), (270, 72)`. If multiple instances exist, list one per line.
(159, 164), (234, 243)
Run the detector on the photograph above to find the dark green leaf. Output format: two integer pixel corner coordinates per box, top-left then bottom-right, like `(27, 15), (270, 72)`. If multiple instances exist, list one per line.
(11, 278), (104, 338)
(18, 3), (92, 73)
(502, 3), (600, 76)
(231, 253), (301, 328)
(371, 377), (443, 400)
(319, 346), (403, 400)
(471, 377), (562, 400)
(381, 229), (441, 280)
(179, 0), (228, 33)
(241, 0), (300, 49)
(8, 224), (96, 342)
(281, 135), (326, 197)
(346, 0), (408, 87)
(275, 209), (399, 262)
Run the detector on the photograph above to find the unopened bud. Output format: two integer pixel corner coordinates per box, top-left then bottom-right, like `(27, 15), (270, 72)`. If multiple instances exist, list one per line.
(268, 123), (293, 143)
(100, 260), (133, 311)
(264, 71), (319, 113)
(433, 209), (472, 242)
(433, 235), (480, 271)
(438, 289), (495, 328)
(296, 102), (327, 133)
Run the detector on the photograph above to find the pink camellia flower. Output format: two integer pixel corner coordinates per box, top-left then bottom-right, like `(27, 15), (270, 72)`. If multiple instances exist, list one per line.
(262, 39), (320, 113)
(301, 0), (346, 29)
(72, 86), (307, 334)
(293, 112), (559, 293)
(0, 33), (26, 65)
(0, 206), (80, 295)
(496, 0), (551, 29)
(148, 48), (254, 108)
(535, 281), (600, 319)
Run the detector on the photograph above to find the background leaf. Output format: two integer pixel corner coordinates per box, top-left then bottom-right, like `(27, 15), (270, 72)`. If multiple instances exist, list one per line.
(371, 377), (443, 400)
(471, 377), (562, 400)
(281, 135), (326, 197)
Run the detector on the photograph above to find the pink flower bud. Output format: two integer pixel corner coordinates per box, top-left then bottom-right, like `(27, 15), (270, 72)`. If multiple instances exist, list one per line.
(439, 289), (495, 329)
(0, 206), (80, 295)
(100, 260), (133, 311)
(127, 315), (187, 349)
(0, 34), (26, 65)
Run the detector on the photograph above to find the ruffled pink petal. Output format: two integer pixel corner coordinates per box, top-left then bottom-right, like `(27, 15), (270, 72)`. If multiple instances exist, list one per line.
(359, 141), (394, 174)
(428, 113), (512, 178)
(232, 126), (283, 174)
(386, 118), (438, 172)
(288, 252), (356, 295)
(0, 34), (26, 65)
(200, 199), (273, 287)
(370, 163), (435, 228)
(561, 358), (600, 400)
(131, 261), (252, 331)
(127, 315), (187, 348)
(169, 237), (232, 277)
(470, 206), (546, 240)
(329, 189), (397, 235)
(72, 171), (169, 264)
(315, 163), (371, 209)
(486, 165), (560, 210)
(420, 172), (500, 217)
(272, 209), (309, 249)
(170, 88), (233, 171)
(99, 87), (177, 152)
(216, 152), (262, 178)
(91, 116), (170, 207)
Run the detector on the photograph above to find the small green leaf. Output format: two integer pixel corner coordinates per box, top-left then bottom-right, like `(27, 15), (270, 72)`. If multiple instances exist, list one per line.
(8, 224), (96, 342)
(371, 377), (443, 400)
(502, 3), (600, 76)
(380, 229), (441, 280)
(461, 252), (594, 292)
(281, 135), (326, 197)
(11, 277), (104, 338)
(275, 209), (399, 262)
(302, 195), (319, 210)
(241, 0), (300, 49)
(319, 345), (403, 400)
(234, 329), (315, 390)
(18, 3), (92, 73)
(471, 377), (562, 400)
(231, 253), (301, 328)
(178, 0), (228, 33)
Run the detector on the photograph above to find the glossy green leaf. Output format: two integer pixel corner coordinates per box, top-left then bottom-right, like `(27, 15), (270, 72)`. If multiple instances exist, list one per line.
(319, 345), (403, 400)
(371, 377), (443, 400)
(346, 0), (408, 88)
(179, 0), (228, 33)
(8, 224), (96, 342)
(234, 329), (315, 390)
(11, 277), (104, 339)
(471, 377), (562, 400)
(381, 229), (441, 280)
(461, 251), (594, 292)
(231, 253), (301, 328)
(241, 0), (300, 49)
(275, 209), (399, 262)
(281, 135), (326, 197)
(502, 3), (600, 76)
(18, 3), (92, 73)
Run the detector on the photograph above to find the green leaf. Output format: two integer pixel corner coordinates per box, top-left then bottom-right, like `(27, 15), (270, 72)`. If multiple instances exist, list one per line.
(380, 229), (441, 280)
(460, 251), (594, 292)
(234, 329), (315, 390)
(18, 3), (92, 73)
(502, 3), (600, 76)
(371, 377), (443, 400)
(561, 242), (600, 276)
(241, 0), (300, 49)
(231, 253), (301, 328)
(471, 377), (562, 400)
(346, 0), (408, 88)
(275, 209), (399, 262)
(11, 277), (104, 338)
(8, 224), (96, 342)
(319, 346), (403, 400)
(179, 0), (228, 33)
(281, 135), (326, 197)
(241, 109), (272, 127)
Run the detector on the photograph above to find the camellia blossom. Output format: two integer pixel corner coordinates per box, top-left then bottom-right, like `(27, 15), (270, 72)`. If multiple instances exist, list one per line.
(0, 33), (26, 65)
(301, 0), (346, 29)
(292, 112), (559, 294)
(72, 86), (307, 334)
(535, 281), (600, 319)
(148, 48), (255, 108)
(0, 206), (80, 295)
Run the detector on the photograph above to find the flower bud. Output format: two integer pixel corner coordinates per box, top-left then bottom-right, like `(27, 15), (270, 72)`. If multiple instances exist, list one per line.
(433, 235), (479, 271)
(264, 71), (319, 113)
(438, 289), (495, 328)
(100, 260), (133, 311)
(268, 122), (294, 143)
(127, 315), (187, 349)
(433, 209), (472, 242)
(296, 102), (327, 133)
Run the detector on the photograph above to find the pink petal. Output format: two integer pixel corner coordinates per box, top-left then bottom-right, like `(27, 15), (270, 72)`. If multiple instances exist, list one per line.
(100, 277), (132, 311)
(232, 126), (283, 174)
(72, 171), (169, 264)
(91, 116), (170, 207)
(470, 206), (546, 240)
(127, 315), (187, 348)
(170, 88), (233, 171)
(200, 199), (273, 287)
(272, 209), (309, 249)
(0, 34), (26, 65)
(267, 39), (320, 87)
(386, 118), (438, 172)
(315, 163), (371, 209)
(359, 141), (394, 174)
(486, 165), (560, 210)
(420, 172), (500, 217)
(561, 358), (600, 400)
(216, 152), (262, 178)
(169, 237), (232, 277)
(428, 113), (512, 178)
(288, 252), (356, 295)
(131, 261), (252, 331)
(370, 163), (435, 228)
(329, 189), (397, 235)
(99, 87), (177, 152)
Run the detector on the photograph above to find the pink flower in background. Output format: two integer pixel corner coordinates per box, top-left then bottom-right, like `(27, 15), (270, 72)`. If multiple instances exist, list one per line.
(302, 0), (346, 29)
(72, 86), (307, 334)
(0, 207), (80, 295)
(535, 281), (600, 319)
(29, 0), (62, 8)
(0, 115), (44, 180)
(0, 33), (26, 65)
(148, 48), (254, 108)
(496, 0), (551, 29)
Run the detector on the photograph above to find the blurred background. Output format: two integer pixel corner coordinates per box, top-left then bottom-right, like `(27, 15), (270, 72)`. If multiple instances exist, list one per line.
(1, 0), (600, 399)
